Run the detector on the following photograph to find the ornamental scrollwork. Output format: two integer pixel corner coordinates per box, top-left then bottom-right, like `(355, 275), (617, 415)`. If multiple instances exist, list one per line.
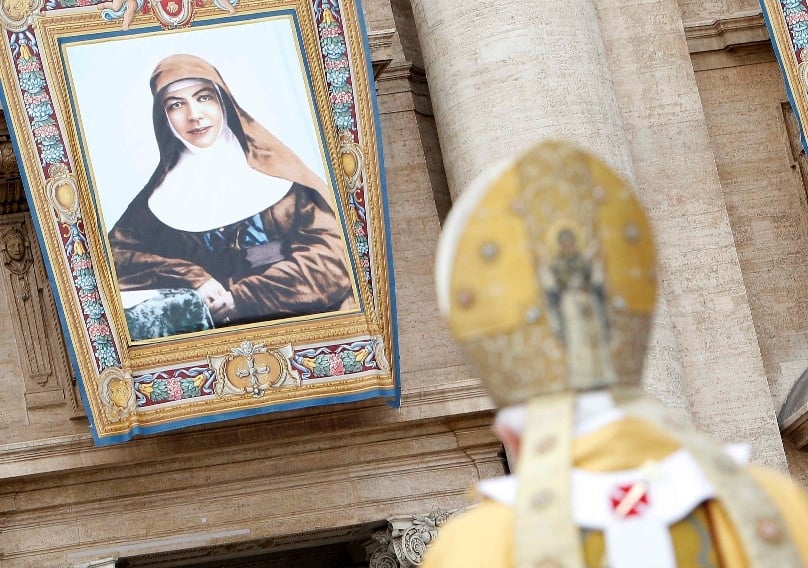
(0, 0), (43, 32)
(100, 366), (136, 422)
(366, 509), (464, 568)
(46, 166), (80, 224)
(211, 341), (300, 398)
(368, 546), (399, 568)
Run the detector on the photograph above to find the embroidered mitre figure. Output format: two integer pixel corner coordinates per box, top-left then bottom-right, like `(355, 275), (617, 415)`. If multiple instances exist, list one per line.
(423, 141), (808, 568)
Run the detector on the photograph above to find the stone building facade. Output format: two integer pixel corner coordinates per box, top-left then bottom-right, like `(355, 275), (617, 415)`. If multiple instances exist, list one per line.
(2, 0), (808, 566)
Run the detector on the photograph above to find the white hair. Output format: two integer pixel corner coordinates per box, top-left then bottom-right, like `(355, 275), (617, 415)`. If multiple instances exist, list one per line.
(494, 404), (527, 435)
(493, 391), (619, 439)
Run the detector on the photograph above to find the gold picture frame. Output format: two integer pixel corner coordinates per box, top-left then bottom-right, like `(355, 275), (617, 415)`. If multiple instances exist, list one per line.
(0, 0), (398, 443)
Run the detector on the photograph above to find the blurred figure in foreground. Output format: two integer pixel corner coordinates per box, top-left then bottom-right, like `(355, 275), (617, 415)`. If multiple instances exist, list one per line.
(424, 141), (808, 568)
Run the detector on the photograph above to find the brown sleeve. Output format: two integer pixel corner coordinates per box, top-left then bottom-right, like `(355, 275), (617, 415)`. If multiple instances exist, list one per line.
(108, 197), (212, 291)
(228, 184), (352, 319)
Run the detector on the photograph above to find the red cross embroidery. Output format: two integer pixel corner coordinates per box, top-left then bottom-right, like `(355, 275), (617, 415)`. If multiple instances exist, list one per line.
(610, 483), (649, 518)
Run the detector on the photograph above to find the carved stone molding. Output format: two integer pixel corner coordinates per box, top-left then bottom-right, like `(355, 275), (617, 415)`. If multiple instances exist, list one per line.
(0, 139), (18, 177)
(366, 510), (465, 567)
(2, 224), (31, 279)
(0, 178), (28, 214)
(2, 410), (498, 564)
(0, 109), (27, 214)
(685, 12), (769, 53)
(0, 399), (496, 481)
(684, 11), (775, 71)
(115, 522), (379, 567)
(0, 110), (19, 174)
(71, 558), (117, 568)
(0, 214), (80, 414)
(368, 29), (395, 79)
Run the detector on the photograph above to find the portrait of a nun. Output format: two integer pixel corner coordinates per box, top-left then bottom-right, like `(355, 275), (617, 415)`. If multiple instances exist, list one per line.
(108, 54), (355, 340)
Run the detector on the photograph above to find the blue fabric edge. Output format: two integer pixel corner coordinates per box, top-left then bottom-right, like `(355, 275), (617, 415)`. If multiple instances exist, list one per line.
(93, 386), (399, 445)
(354, 0), (402, 409)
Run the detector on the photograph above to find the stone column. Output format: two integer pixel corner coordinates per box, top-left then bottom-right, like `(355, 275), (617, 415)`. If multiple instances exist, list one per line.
(406, 0), (635, 194)
(595, 0), (785, 467)
(407, 0), (785, 467)
(406, 0), (692, 421)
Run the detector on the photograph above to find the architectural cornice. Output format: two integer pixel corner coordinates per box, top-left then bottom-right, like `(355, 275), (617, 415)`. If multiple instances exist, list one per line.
(117, 522), (381, 567)
(684, 11), (770, 54)
(684, 12), (775, 71)
(0, 383), (493, 480)
(368, 28), (395, 79)
(1, 409), (500, 565)
(106, 510), (472, 567)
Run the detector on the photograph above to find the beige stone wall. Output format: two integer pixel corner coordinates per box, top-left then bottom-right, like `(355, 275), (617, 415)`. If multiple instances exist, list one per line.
(694, 60), (808, 410)
(399, 0), (785, 469)
(362, 0), (394, 29)
(0, 412), (501, 567)
(0, 265), (28, 429)
(693, 57), (808, 477)
(679, 0), (761, 22)
(376, 58), (482, 410)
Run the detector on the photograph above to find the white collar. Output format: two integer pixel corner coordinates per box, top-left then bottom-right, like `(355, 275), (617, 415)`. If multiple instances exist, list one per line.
(477, 440), (750, 568)
(147, 126), (292, 232)
(574, 390), (625, 437)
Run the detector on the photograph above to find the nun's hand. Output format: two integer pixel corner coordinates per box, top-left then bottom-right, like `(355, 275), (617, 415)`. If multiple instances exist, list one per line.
(196, 278), (236, 324)
(196, 277), (228, 306)
(209, 292), (235, 323)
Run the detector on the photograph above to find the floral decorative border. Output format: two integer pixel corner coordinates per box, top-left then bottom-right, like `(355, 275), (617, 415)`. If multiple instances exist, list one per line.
(134, 366), (216, 407)
(9, 28), (121, 371)
(314, 0), (373, 289)
(9, 30), (67, 167)
(291, 338), (381, 381)
(777, 0), (808, 61)
(63, 222), (120, 369)
(131, 337), (385, 409)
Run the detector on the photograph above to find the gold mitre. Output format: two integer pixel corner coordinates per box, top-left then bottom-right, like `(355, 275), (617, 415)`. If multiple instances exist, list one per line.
(435, 141), (657, 406)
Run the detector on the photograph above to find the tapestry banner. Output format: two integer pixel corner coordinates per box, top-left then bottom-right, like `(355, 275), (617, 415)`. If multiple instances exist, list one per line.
(0, 0), (399, 444)
(762, 0), (808, 152)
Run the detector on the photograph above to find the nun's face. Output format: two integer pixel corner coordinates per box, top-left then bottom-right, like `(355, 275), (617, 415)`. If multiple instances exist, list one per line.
(162, 83), (223, 149)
